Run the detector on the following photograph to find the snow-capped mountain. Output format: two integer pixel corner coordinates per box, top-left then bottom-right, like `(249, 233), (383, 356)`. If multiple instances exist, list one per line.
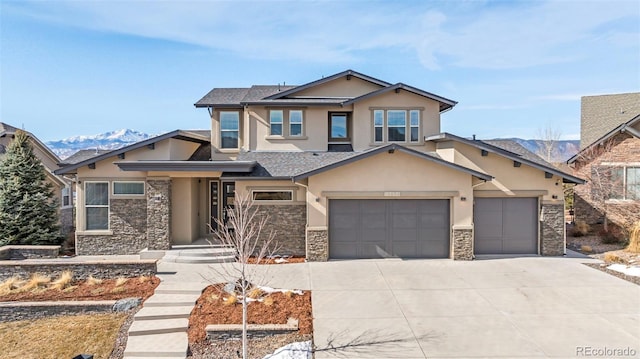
(47, 129), (154, 159)
(501, 138), (580, 163)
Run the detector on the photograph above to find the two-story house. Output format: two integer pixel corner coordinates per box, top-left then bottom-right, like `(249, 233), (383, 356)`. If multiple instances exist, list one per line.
(568, 92), (640, 228)
(55, 70), (583, 260)
(1, 122), (74, 237)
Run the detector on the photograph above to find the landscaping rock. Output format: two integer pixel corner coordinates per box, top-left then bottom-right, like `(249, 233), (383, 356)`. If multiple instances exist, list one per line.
(113, 298), (142, 312)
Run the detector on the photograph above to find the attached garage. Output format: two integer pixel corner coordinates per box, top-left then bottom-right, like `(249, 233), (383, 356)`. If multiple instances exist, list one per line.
(329, 199), (450, 259)
(474, 197), (538, 255)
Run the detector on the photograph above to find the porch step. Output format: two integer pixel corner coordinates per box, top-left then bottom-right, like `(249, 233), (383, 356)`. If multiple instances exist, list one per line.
(165, 247), (235, 257)
(123, 332), (188, 357)
(164, 255), (236, 264)
(134, 305), (194, 321)
(154, 282), (204, 295)
(128, 318), (188, 336)
(143, 293), (200, 307)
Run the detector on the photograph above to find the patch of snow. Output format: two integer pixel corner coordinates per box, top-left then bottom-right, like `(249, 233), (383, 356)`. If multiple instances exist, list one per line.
(258, 286), (303, 296)
(607, 264), (640, 277)
(275, 258), (289, 264)
(262, 341), (312, 359)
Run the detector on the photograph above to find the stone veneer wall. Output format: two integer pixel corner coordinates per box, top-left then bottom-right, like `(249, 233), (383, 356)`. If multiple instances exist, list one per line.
(541, 202), (565, 256)
(252, 204), (306, 256)
(147, 179), (172, 250)
(0, 245), (60, 260)
(59, 207), (74, 237)
(0, 259), (157, 281)
(452, 228), (473, 260)
(0, 301), (116, 323)
(76, 198), (147, 255)
(306, 229), (328, 262)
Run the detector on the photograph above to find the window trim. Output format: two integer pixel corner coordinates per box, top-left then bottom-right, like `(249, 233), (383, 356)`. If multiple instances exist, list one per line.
(84, 181), (110, 231)
(219, 111), (240, 149)
(370, 108), (423, 145)
(112, 181), (145, 196)
(251, 190), (294, 202)
(267, 109), (305, 139)
(600, 165), (640, 202)
(329, 112), (351, 143)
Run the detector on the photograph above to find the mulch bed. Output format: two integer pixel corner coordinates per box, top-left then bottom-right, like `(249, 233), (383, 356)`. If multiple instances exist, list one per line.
(0, 276), (160, 302)
(188, 284), (313, 343)
(246, 256), (306, 265)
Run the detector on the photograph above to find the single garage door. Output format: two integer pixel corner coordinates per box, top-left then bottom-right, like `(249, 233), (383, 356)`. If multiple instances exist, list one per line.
(474, 197), (538, 255)
(329, 199), (450, 259)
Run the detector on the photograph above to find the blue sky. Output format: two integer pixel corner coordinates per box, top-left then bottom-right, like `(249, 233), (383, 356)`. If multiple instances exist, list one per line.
(1, 0), (638, 142)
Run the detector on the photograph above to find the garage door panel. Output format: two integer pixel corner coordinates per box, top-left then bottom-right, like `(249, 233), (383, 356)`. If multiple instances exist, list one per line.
(474, 198), (538, 255)
(329, 199), (450, 259)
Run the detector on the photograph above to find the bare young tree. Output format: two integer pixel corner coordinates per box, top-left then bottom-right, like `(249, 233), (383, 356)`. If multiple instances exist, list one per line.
(206, 192), (278, 359)
(536, 125), (562, 164)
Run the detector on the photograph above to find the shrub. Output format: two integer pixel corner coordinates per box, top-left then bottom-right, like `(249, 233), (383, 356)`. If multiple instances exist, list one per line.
(86, 276), (103, 286)
(626, 221), (640, 253)
(248, 287), (263, 299)
(599, 227), (625, 244)
(571, 220), (590, 237)
(114, 277), (128, 287)
(223, 293), (238, 306)
(603, 252), (626, 264)
(19, 273), (51, 292)
(263, 296), (274, 306)
(0, 276), (24, 295)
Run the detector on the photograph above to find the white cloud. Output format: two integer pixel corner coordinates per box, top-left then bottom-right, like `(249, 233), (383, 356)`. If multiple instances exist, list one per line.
(5, 0), (638, 71)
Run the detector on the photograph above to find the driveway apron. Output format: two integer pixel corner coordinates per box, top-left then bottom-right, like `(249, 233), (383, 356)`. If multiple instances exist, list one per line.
(309, 257), (640, 359)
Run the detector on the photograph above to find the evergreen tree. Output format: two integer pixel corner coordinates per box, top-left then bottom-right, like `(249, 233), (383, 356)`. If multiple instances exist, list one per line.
(0, 130), (63, 246)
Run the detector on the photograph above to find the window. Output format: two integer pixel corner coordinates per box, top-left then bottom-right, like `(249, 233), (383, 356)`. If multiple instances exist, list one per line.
(329, 113), (350, 141)
(85, 182), (109, 230)
(371, 109), (421, 143)
(62, 187), (71, 207)
(374, 110), (384, 142)
(113, 181), (145, 195)
(598, 166), (640, 201)
(627, 167), (640, 200)
(289, 110), (303, 136)
(220, 111), (239, 149)
(410, 110), (420, 142)
(269, 110), (283, 136)
(252, 190), (293, 201)
(387, 110), (406, 142)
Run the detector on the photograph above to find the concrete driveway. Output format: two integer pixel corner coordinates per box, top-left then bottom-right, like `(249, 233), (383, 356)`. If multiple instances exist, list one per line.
(307, 255), (640, 358)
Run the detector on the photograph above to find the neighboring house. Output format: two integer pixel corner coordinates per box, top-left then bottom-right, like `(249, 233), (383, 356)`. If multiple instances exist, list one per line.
(55, 70), (583, 260)
(0, 122), (74, 236)
(568, 92), (640, 227)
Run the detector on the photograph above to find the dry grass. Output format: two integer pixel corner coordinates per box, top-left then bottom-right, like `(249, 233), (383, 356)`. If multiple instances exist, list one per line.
(207, 293), (220, 302)
(572, 220), (591, 237)
(50, 271), (74, 290)
(223, 293), (238, 306)
(626, 221), (640, 253)
(0, 276), (24, 295)
(284, 290), (294, 298)
(114, 277), (128, 287)
(138, 275), (150, 283)
(111, 286), (126, 294)
(263, 295), (274, 306)
(18, 273), (51, 292)
(604, 252), (626, 264)
(0, 313), (126, 359)
(86, 275), (103, 286)
(248, 287), (263, 299)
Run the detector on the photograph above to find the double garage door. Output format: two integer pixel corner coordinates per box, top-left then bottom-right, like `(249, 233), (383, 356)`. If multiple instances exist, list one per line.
(473, 197), (538, 255)
(328, 197), (539, 259)
(329, 199), (450, 259)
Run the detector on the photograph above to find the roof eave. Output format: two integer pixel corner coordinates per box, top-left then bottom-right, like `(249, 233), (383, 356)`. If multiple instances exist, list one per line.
(115, 160), (257, 172)
(567, 113), (640, 164)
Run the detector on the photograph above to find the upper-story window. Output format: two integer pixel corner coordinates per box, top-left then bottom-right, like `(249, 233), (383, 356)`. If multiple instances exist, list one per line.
(329, 113), (350, 142)
(372, 109), (421, 143)
(269, 109), (304, 137)
(220, 111), (239, 149)
(602, 166), (640, 201)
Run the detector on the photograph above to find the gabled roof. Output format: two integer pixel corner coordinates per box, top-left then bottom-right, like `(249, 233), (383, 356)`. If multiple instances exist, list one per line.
(60, 149), (112, 165)
(568, 113), (640, 164)
(292, 144), (493, 182)
(342, 83), (457, 112)
(194, 70), (457, 112)
(263, 69), (390, 100)
(0, 122), (62, 166)
(54, 130), (210, 175)
(580, 92), (640, 149)
(426, 133), (585, 184)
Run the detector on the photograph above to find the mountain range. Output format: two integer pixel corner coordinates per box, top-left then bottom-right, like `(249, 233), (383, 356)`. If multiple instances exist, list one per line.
(46, 129), (580, 163)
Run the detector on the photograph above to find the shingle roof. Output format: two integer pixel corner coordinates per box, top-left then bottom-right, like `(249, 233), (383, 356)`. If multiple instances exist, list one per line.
(223, 151), (360, 178)
(60, 149), (112, 165)
(194, 88), (250, 107)
(568, 113), (640, 164)
(580, 92), (640, 149)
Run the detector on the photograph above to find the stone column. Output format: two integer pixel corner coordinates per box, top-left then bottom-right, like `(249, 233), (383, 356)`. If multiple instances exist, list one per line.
(306, 228), (328, 261)
(147, 178), (172, 250)
(541, 202), (565, 256)
(452, 226), (473, 260)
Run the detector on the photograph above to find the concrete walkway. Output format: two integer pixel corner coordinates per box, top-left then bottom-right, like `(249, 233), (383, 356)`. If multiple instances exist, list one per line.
(122, 254), (639, 358)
